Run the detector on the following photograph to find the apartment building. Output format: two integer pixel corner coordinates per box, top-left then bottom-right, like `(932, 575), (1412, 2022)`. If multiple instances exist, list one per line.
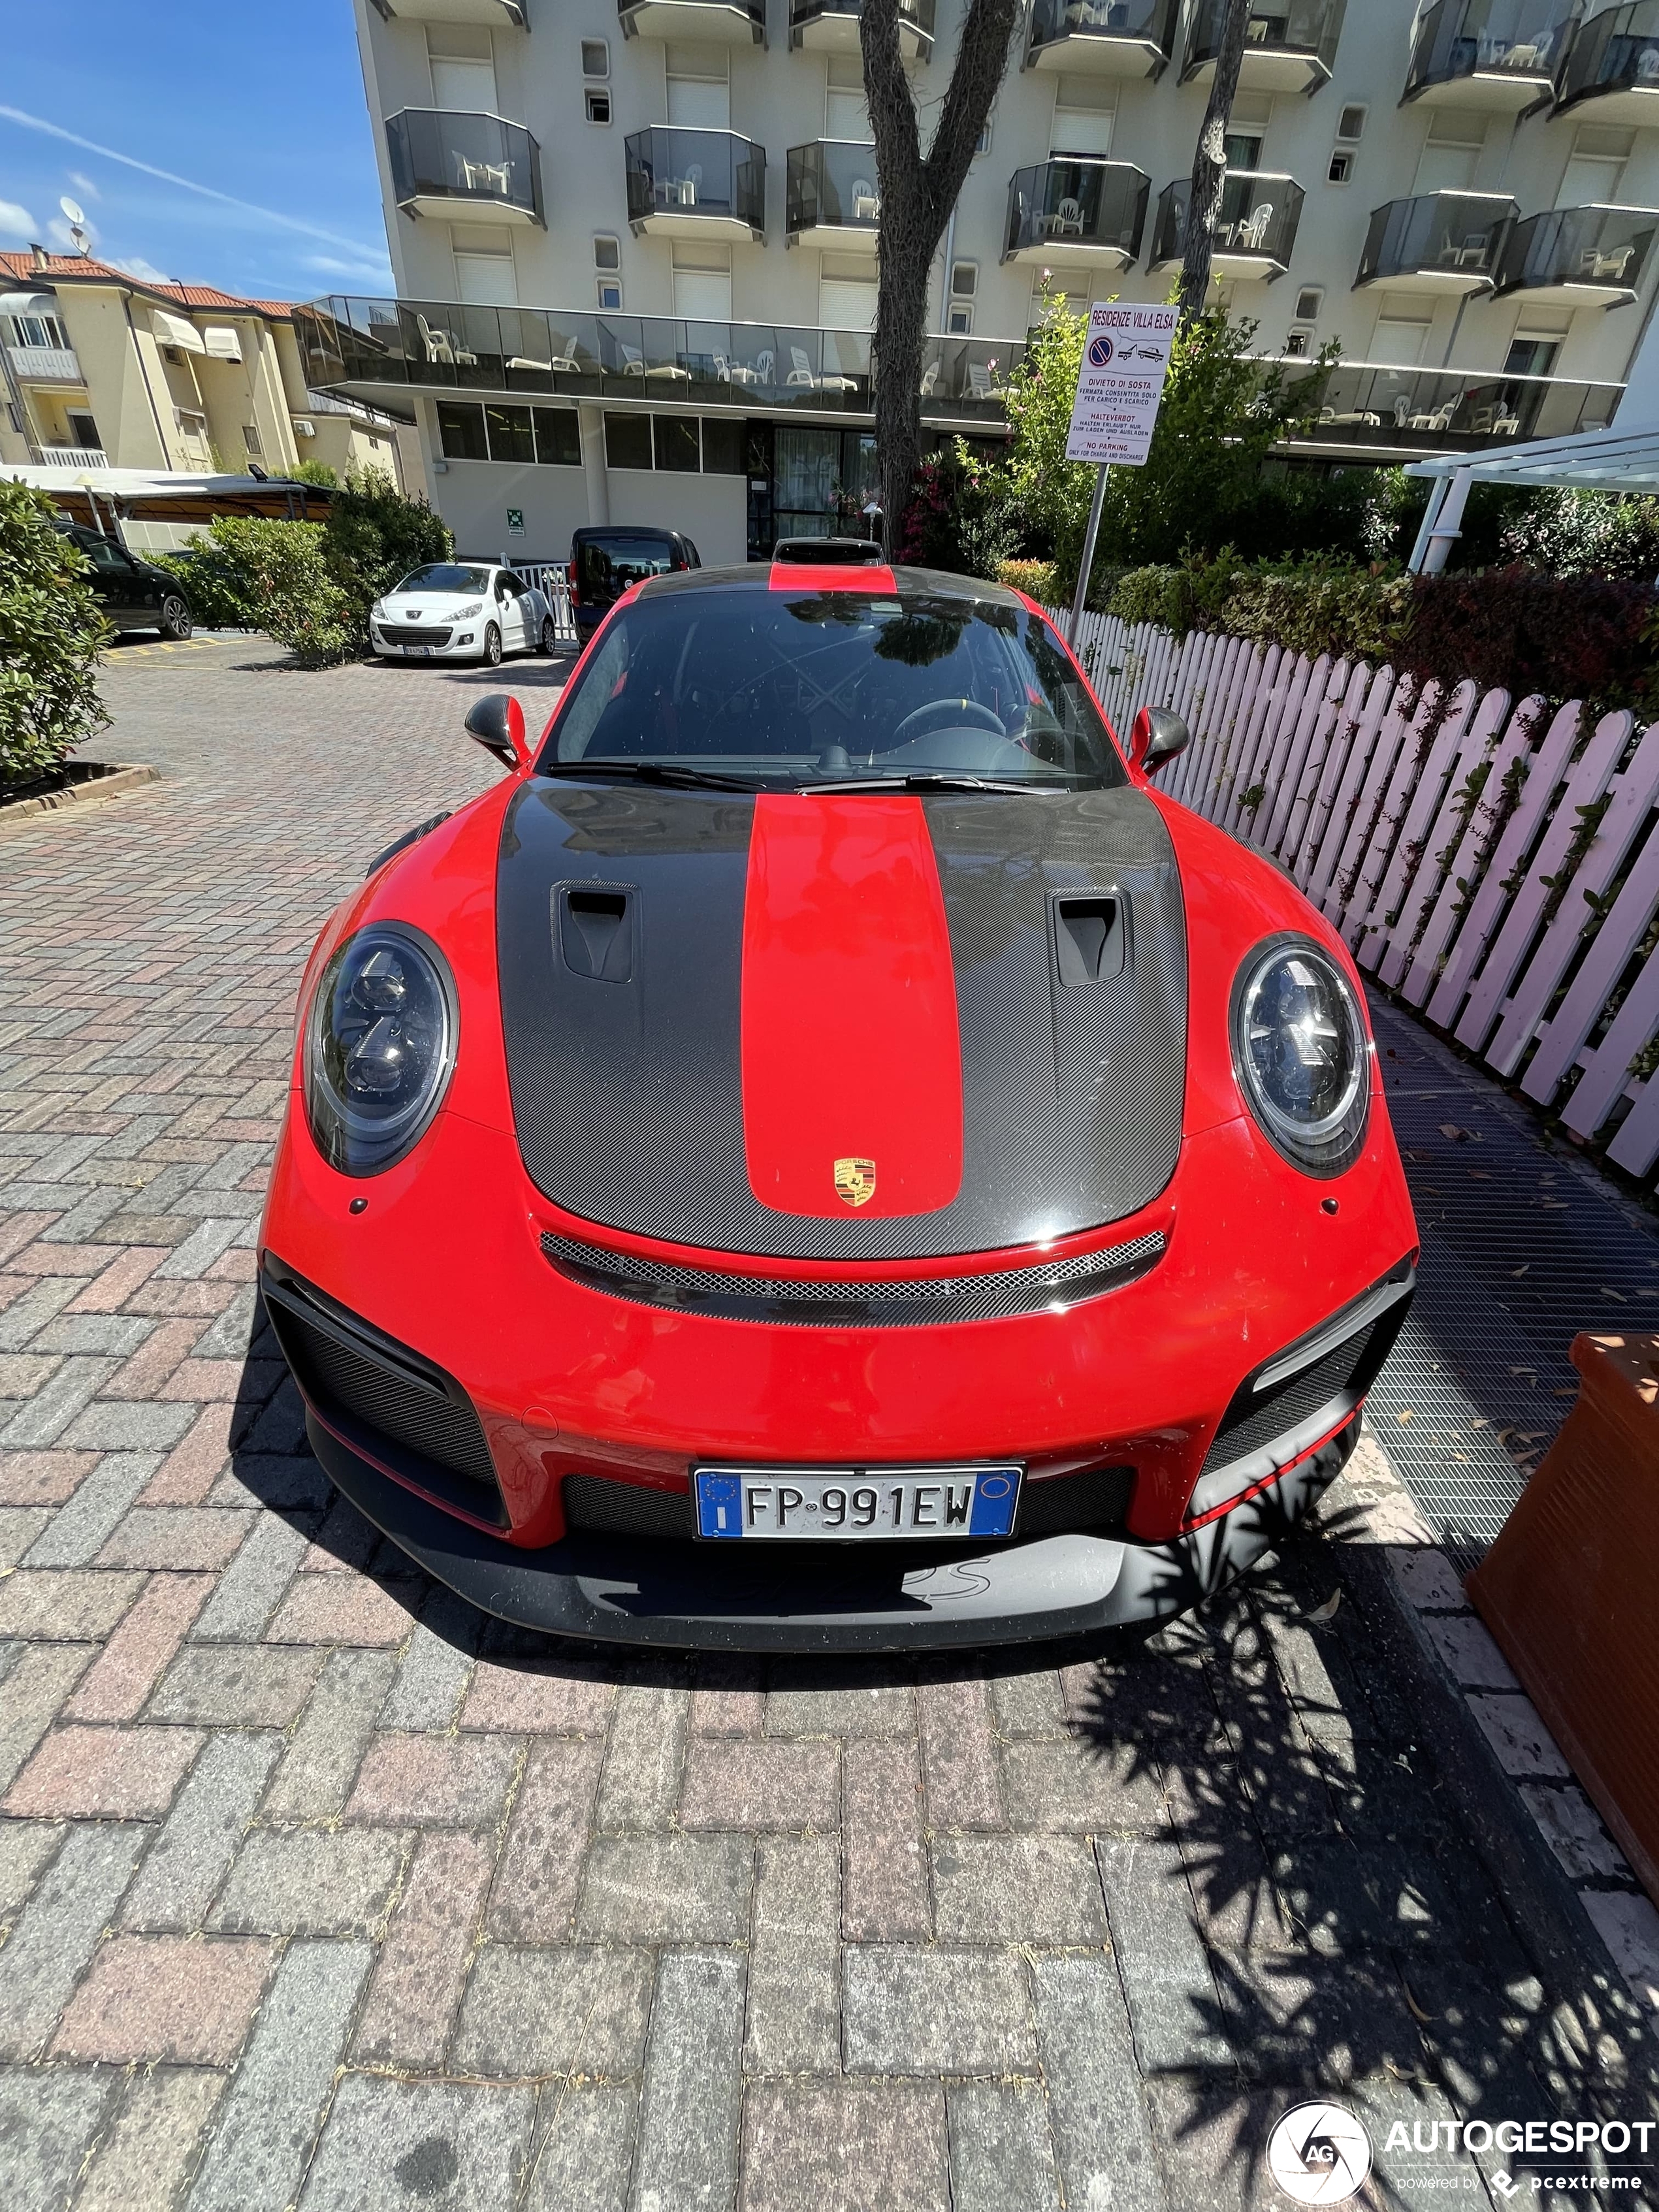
(0, 250), (410, 511)
(316, 0), (1659, 562)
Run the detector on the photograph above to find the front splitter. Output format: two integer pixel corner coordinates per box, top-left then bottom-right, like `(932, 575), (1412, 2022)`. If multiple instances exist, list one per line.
(308, 1412), (1357, 1652)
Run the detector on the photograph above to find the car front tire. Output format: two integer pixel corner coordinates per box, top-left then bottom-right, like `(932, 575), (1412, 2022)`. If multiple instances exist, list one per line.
(540, 615), (558, 656)
(481, 623), (502, 668)
(158, 596), (192, 641)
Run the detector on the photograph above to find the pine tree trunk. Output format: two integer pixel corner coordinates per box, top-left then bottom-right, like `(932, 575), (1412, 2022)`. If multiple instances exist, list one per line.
(861, 0), (1021, 558)
(1178, 0), (1253, 325)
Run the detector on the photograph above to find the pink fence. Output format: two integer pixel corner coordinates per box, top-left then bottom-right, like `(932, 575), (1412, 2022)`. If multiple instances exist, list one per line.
(1050, 605), (1659, 1182)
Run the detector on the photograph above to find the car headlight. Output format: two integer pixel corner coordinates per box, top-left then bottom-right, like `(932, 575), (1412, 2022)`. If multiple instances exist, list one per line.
(303, 923), (457, 1176)
(453, 601), (483, 619)
(1231, 937), (1369, 1177)
(370, 601), (386, 622)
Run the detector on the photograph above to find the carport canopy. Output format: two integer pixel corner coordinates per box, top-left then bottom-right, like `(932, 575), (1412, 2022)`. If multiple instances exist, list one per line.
(1404, 418), (1659, 572)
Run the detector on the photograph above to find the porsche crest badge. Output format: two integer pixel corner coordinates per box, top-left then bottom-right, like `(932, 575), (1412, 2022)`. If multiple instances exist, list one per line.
(833, 1157), (877, 1208)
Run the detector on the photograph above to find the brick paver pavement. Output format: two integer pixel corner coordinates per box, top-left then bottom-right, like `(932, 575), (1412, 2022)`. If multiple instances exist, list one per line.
(1, 635), (1656, 2207)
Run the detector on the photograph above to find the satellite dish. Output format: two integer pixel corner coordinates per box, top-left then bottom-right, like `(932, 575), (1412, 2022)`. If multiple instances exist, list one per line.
(59, 197), (84, 225)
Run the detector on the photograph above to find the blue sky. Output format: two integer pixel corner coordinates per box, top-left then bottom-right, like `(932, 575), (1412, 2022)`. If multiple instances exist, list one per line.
(0, 0), (393, 301)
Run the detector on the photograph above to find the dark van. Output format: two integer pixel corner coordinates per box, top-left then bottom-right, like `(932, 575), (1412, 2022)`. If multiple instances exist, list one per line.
(570, 526), (699, 640)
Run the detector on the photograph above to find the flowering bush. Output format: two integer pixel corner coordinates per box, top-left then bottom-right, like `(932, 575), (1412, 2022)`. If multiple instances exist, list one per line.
(994, 558), (1061, 603)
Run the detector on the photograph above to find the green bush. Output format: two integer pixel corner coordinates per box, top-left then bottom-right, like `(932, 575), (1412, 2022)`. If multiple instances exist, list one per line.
(207, 517), (357, 667)
(323, 466), (453, 636)
(994, 557), (1060, 603)
(1496, 487), (1659, 581)
(147, 544), (261, 631)
(0, 483), (111, 787)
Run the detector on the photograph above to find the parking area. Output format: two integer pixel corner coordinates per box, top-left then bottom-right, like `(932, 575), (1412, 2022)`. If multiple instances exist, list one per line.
(1, 642), (1656, 2209)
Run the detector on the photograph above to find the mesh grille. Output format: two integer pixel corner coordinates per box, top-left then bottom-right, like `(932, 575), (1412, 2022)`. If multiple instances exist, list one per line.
(564, 1474), (695, 1537)
(386, 626), (452, 646)
(1200, 1279), (1410, 1478)
(1018, 1465), (1134, 1535)
(266, 1293), (497, 1490)
(541, 1228), (1166, 1327)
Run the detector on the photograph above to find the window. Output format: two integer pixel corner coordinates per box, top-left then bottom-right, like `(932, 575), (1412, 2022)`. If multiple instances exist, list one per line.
(581, 39), (609, 74)
(453, 226), (517, 306)
(1051, 75), (1114, 157)
(1285, 329), (1311, 356)
(428, 24), (496, 111)
(1505, 335), (1560, 378)
(598, 278), (624, 310)
(950, 261), (978, 300)
(174, 407), (206, 436)
(594, 235), (621, 272)
(977, 108), (994, 155)
(1372, 314), (1432, 366)
(702, 416), (745, 473)
(1557, 125), (1632, 210)
(1328, 149), (1353, 184)
(667, 44), (729, 127)
(485, 403), (536, 463)
(437, 400), (489, 460)
(1337, 104), (1366, 142)
(1415, 115), (1483, 195)
(605, 411), (654, 469)
(948, 260), (976, 336)
(654, 415), (701, 472)
(586, 87), (612, 125)
(672, 244), (732, 320)
(534, 409), (581, 465)
(1223, 131), (1262, 172)
(67, 411), (102, 451)
(10, 312), (69, 349)
(826, 55), (870, 141)
(242, 425), (263, 456)
(1294, 286), (1323, 321)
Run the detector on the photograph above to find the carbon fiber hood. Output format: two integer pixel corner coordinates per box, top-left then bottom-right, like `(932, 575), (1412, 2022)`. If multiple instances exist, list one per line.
(496, 780), (1186, 1260)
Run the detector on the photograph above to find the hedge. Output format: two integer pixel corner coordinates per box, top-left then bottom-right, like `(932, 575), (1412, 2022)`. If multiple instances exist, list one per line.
(0, 482), (110, 788)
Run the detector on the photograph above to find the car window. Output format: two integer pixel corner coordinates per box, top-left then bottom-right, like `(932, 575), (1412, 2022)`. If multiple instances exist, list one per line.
(397, 564), (490, 593)
(543, 586), (1127, 790)
(576, 538), (675, 598)
(81, 537), (133, 575)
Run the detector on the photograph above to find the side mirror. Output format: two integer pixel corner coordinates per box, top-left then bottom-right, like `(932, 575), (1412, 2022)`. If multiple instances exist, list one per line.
(464, 692), (526, 770)
(1131, 705), (1189, 775)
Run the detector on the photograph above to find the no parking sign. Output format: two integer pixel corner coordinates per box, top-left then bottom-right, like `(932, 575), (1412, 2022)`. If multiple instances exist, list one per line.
(1065, 303), (1177, 469)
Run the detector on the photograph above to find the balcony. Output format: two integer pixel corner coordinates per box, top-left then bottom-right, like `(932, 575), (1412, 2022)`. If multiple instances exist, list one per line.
(1024, 0), (1174, 76)
(786, 143), (882, 249)
(385, 110), (543, 225)
(1494, 202), (1659, 303)
(7, 344), (82, 385)
(790, 0), (934, 57)
(619, 0), (764, 45)
(624, 127), (765, 241)
(1355, 191), (1515, 293)
(1003, 159), (1149, 265)
(31, 444), (110, 468)
(1283, 360), (1622, 454)
(1182, 0), (1343, 91)
(368, 0), (526, 24)
(1149, 172), (1303, 280)
(1557, 2), (1659, 123)
(1403, 0), (1570, 110)
(294, 296), (1020, 426)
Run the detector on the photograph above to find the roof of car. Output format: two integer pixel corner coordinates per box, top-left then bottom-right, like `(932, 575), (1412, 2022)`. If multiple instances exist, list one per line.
(636, 562), (1027, 606)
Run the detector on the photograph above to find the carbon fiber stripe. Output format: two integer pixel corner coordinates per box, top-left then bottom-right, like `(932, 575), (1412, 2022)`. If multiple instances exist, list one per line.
(540, 1226), (1166, 1325)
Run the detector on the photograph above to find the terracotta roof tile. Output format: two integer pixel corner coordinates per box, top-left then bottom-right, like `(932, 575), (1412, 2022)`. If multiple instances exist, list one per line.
(0, 251), (298, 319)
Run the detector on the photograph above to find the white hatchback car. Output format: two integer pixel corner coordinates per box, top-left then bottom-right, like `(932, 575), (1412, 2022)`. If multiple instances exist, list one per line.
(369, 562), (558, 666)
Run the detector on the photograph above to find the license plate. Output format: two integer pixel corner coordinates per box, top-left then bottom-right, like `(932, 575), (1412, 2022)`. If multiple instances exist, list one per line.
(409, 645), (434, 658)
(694, 1464), (1022, 1541)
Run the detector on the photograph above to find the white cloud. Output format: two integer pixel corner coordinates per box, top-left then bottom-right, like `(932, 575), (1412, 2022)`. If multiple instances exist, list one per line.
(304, 252), (394, 283)
(106, 253), (170, 283)
(67, 170), (99, 200)
(0, 198), (38, 242)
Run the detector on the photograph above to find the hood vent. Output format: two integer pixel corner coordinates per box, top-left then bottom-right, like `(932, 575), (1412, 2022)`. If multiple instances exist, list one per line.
(1054, 895), (1125, 987)
(560, 884), (635, 983)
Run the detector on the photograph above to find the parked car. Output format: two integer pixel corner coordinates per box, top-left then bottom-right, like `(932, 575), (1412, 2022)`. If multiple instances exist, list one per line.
(370, 563), (558, 666)
(569, 526), (698, 641)
(54, 522), (192, 640)
(261, 556), (1417, 1652)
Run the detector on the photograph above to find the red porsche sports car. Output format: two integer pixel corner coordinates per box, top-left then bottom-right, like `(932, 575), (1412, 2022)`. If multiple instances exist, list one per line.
(260, 553), (1417, 1650)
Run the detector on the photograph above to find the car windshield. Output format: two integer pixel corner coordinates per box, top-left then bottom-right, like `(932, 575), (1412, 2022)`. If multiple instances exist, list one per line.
(543, 586), (1127, 790)
(396, 564), (489, 594)
(577, 539), (676, 596)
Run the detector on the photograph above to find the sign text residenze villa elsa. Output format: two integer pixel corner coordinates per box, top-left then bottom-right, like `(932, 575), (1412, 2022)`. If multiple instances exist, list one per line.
(1066, 304), (1178, 472)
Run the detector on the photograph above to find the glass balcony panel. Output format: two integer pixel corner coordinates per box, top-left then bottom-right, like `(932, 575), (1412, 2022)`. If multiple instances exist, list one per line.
(1291, 361), (1622, 449)
(1558, 1), (1659, 119)
(790, 0), (935, 56)
(1356, 192), (1516, 289)
(1026, 0), (1175, 72)
(385, 110), (543, 225)
(1150, 173), (1304, 271)
(1184, 0), (1342, 84)
(786, 143), (884, 241)
(1404, 0), (1571, 104)
(1495, 202), (1658, 298)
(624, 127), (766, 236)
(1004, 159), (1150, 261)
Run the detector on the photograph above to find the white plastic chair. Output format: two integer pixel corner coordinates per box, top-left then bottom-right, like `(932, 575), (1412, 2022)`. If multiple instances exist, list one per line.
(787, 346), (820, 389)
(852, 179), (880, 221)
(1056, 197), (1084, 236)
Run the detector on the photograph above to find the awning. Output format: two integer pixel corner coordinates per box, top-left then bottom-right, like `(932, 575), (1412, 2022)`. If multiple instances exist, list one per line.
(152, 309), (205, 354)
(0, 291), (57, 318)
(1404, 417), (1659, 571)
(203, 325), (242, 362)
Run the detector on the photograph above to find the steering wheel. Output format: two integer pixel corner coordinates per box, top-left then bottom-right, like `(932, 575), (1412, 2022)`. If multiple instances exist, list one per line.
(888, 697), (1007, 745)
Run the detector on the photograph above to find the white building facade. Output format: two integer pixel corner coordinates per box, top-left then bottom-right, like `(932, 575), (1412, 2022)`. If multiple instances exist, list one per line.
(319, 0), (1659, 563)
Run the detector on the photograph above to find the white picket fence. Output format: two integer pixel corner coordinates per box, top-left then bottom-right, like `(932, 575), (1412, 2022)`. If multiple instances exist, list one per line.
(514, 560), (577, 645)
(1048, 605), (1659, 1183)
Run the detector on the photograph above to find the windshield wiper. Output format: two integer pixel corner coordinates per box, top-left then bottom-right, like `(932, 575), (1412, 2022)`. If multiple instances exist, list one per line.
(796, 772), (1072, 796)
(540, 760), (765, 793)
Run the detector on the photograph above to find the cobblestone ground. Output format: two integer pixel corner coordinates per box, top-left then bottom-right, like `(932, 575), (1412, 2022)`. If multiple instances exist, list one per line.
(1, 636), (1656, 2209)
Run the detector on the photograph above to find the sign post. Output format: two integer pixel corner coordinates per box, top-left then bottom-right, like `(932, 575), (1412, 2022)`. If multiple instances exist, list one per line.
(1064, 302), (1178, 644)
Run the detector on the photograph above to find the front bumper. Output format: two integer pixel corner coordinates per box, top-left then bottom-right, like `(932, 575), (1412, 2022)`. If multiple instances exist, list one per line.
(307, 1403), (1359, 1652)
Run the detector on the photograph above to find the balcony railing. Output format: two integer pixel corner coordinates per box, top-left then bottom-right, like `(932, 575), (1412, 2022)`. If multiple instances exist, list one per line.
(1285, 361), (1622, 451)
(31, 444), (110, 468)
(295, 296), (1020, 423)
(1403, 0), (1570, 104)
(790, 0), (935, 55)
(1357, 192), (1515, 288)
(1557, 1), (1659, 114)
(1003, 159), (1150, 263)
(1183, 0), (1344, 86)
(1025, 0), (1176, 72)
(1150, 172), (1303, 273)
(624, 127), (766, 237)
(1496, 202), (1658, 298)
(7, 344), (82, 383)
(786, 142), (882, 241)
(385, 110), (544, 225)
